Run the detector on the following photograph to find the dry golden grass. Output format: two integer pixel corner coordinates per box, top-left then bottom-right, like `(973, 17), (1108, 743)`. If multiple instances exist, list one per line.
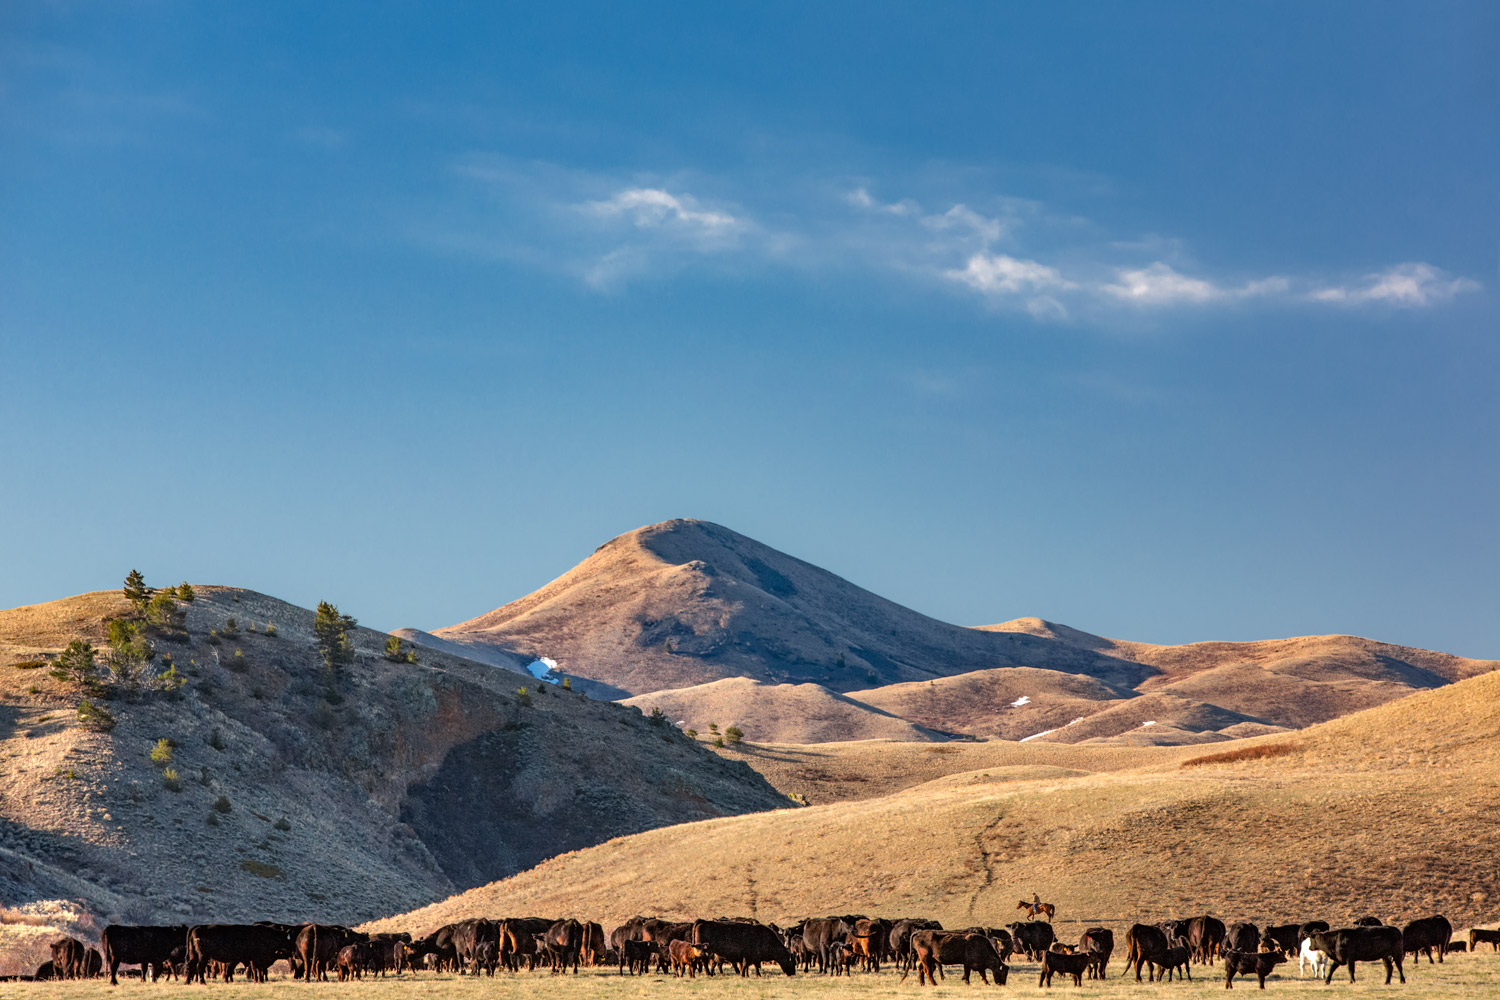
(1181, 742), (1300, 768)
(622, 679), (938, 744)
(370, 672), (1500, 939)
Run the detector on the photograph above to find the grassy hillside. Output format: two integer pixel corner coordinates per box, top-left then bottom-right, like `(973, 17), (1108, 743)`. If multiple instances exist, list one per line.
(370, 671), (1500, 936)
(621, 678), (945, 744)
(0, 587), (788, 929)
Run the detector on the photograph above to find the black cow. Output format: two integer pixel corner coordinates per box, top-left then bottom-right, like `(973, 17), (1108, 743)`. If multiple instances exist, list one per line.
(1188, 916), (1226, 965)
(296, 924), (367, 982)
(1159, 944), (1192, 981)
(1223, 949), (1286, 989)
(1079, 927), (1114, 979)
(1125, 924), (1170, 982)
(540, 918), (584, 974)
(1310, 926), (1405, 984)
(691, 919), (796, 977)
(101, 926), (190, 986)
(1402, 914), (1452, 964)
(1260, 924), (1302, 956)
(801, 916), (855, 973)
(499, 918), (554, 971)
(450, 918), (497, 974)
(1445, 941), (1467, 954)
(1039, 948), (1091, 987)
(1225, 922), (1259, 954)
(186, 924), (299, 984)
(33, 962), (59, 981)
(1353, 916), (1383, 926)
(1008, 921), (1055, 960)
(619, 940), (654, 975)
(889, 918), (943, 971)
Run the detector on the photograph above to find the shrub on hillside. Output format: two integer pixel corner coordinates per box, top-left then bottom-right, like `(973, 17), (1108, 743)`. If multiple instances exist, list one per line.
(1181, 742), (1298, 768)
(150, 739), (173, 766)
(208, 727), (225, 751)
(724, 725), (744, 745)
(212, 795), (232, 814)
(177, 582), (196, 602)
(145, 590), (185, 631)
(162, 768), (181, 792)
(264, 622), (277, 638)
(76, 700), (116, 732)
(123, 569), (150, 611)
(516, 687), (532, 707)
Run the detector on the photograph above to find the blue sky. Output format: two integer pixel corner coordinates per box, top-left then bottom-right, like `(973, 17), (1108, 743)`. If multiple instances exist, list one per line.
(2, 2), (1496, 656)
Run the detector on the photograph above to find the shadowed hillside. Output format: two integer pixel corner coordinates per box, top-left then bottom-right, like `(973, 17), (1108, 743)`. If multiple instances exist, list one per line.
(0, 587), (788, 927)
(368, 671), (1500, 936)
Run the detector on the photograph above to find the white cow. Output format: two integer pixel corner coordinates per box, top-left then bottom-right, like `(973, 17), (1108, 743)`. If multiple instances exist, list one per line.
(1298, 938), (1330, 978)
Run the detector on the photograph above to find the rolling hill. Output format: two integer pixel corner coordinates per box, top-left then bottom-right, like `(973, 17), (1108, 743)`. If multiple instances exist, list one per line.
(407, 519), (1495, 744)
(368, 670), (1500, 937)
(0, 586), (787, 929)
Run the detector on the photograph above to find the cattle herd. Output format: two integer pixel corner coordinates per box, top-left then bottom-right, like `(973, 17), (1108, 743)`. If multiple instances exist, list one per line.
(18, 910), (1500, 990)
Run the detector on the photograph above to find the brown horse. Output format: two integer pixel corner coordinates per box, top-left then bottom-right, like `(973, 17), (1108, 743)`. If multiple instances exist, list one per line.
(1018, 898), (1056, 921)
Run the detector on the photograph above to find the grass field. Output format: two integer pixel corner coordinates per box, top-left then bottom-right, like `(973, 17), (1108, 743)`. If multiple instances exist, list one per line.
(4, 953), (1498, 1000)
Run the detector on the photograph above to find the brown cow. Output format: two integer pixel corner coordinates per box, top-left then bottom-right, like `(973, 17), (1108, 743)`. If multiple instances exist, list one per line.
(50, 938), (86, 980)
(903, 930), (1008, 986)
(1471, 928), (1500, 952)
(668, 939), (707, 977)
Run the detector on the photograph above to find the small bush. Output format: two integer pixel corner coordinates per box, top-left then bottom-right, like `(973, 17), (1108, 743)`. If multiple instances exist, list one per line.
(250, 687), (264, 700)
(199, 766), (212, 786)
(28, 685), (40, 695)
(707, 722), (719, 734)
(208, 727), (225, 751)
(206, 812), (220, 827)
(713, 736), (725, 748)
(206, 629), (221, 645)
(240, 860), (283, 879)
(649, 706), (666, 725)
(162, 768), (181, 792)
(264, 623), (277, 638)
(14, 660), (46, 670)
(684, 728), (698, 739)
(724, 725), (744, 745)
(229, 649), (246, 672)
(247, 621), (257, 632)
(150, 738), (174, 766)
(223, 617), (239, 637)
(1181, 742), (1299, 768)
(516, 687), (532, 707)
(212, 795), (232, 814)
(273, 817), (292, 832)
(177, 582), (196, 602)
(561, 678), (572, 691)
(77, 699), (116, 732)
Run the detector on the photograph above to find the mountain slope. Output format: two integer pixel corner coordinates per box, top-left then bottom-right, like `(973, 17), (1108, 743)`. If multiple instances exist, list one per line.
(412, 520), (1495, 744)
(369, 670), (1500, 936)
(0, 587), (787, 927)
(422, 520), (1159, 696)
(621, 677), (944, 744)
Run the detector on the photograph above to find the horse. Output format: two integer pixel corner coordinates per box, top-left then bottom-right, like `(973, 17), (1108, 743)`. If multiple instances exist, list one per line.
(1018, 897), (1056, 921)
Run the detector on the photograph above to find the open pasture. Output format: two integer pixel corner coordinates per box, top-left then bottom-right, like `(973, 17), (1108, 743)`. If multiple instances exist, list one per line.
(5, 952), (1499, 1000)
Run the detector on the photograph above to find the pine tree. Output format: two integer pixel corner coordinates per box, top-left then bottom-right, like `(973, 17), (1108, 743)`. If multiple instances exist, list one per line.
(107, 619), (153, 693)
(314, 601), (357, 674)
(177, 582), (196, 602)
(123, 569), (150, 610)
(50, 640), (102, 689)
(724, 725), (745, 745)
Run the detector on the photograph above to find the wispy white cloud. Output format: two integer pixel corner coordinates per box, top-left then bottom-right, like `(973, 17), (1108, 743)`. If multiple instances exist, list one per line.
(426, 157), (1480, 314)
(1310, 262), (1481, 307)
(585, 187), (740, 233)
(1101, 263), (1290, 305)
